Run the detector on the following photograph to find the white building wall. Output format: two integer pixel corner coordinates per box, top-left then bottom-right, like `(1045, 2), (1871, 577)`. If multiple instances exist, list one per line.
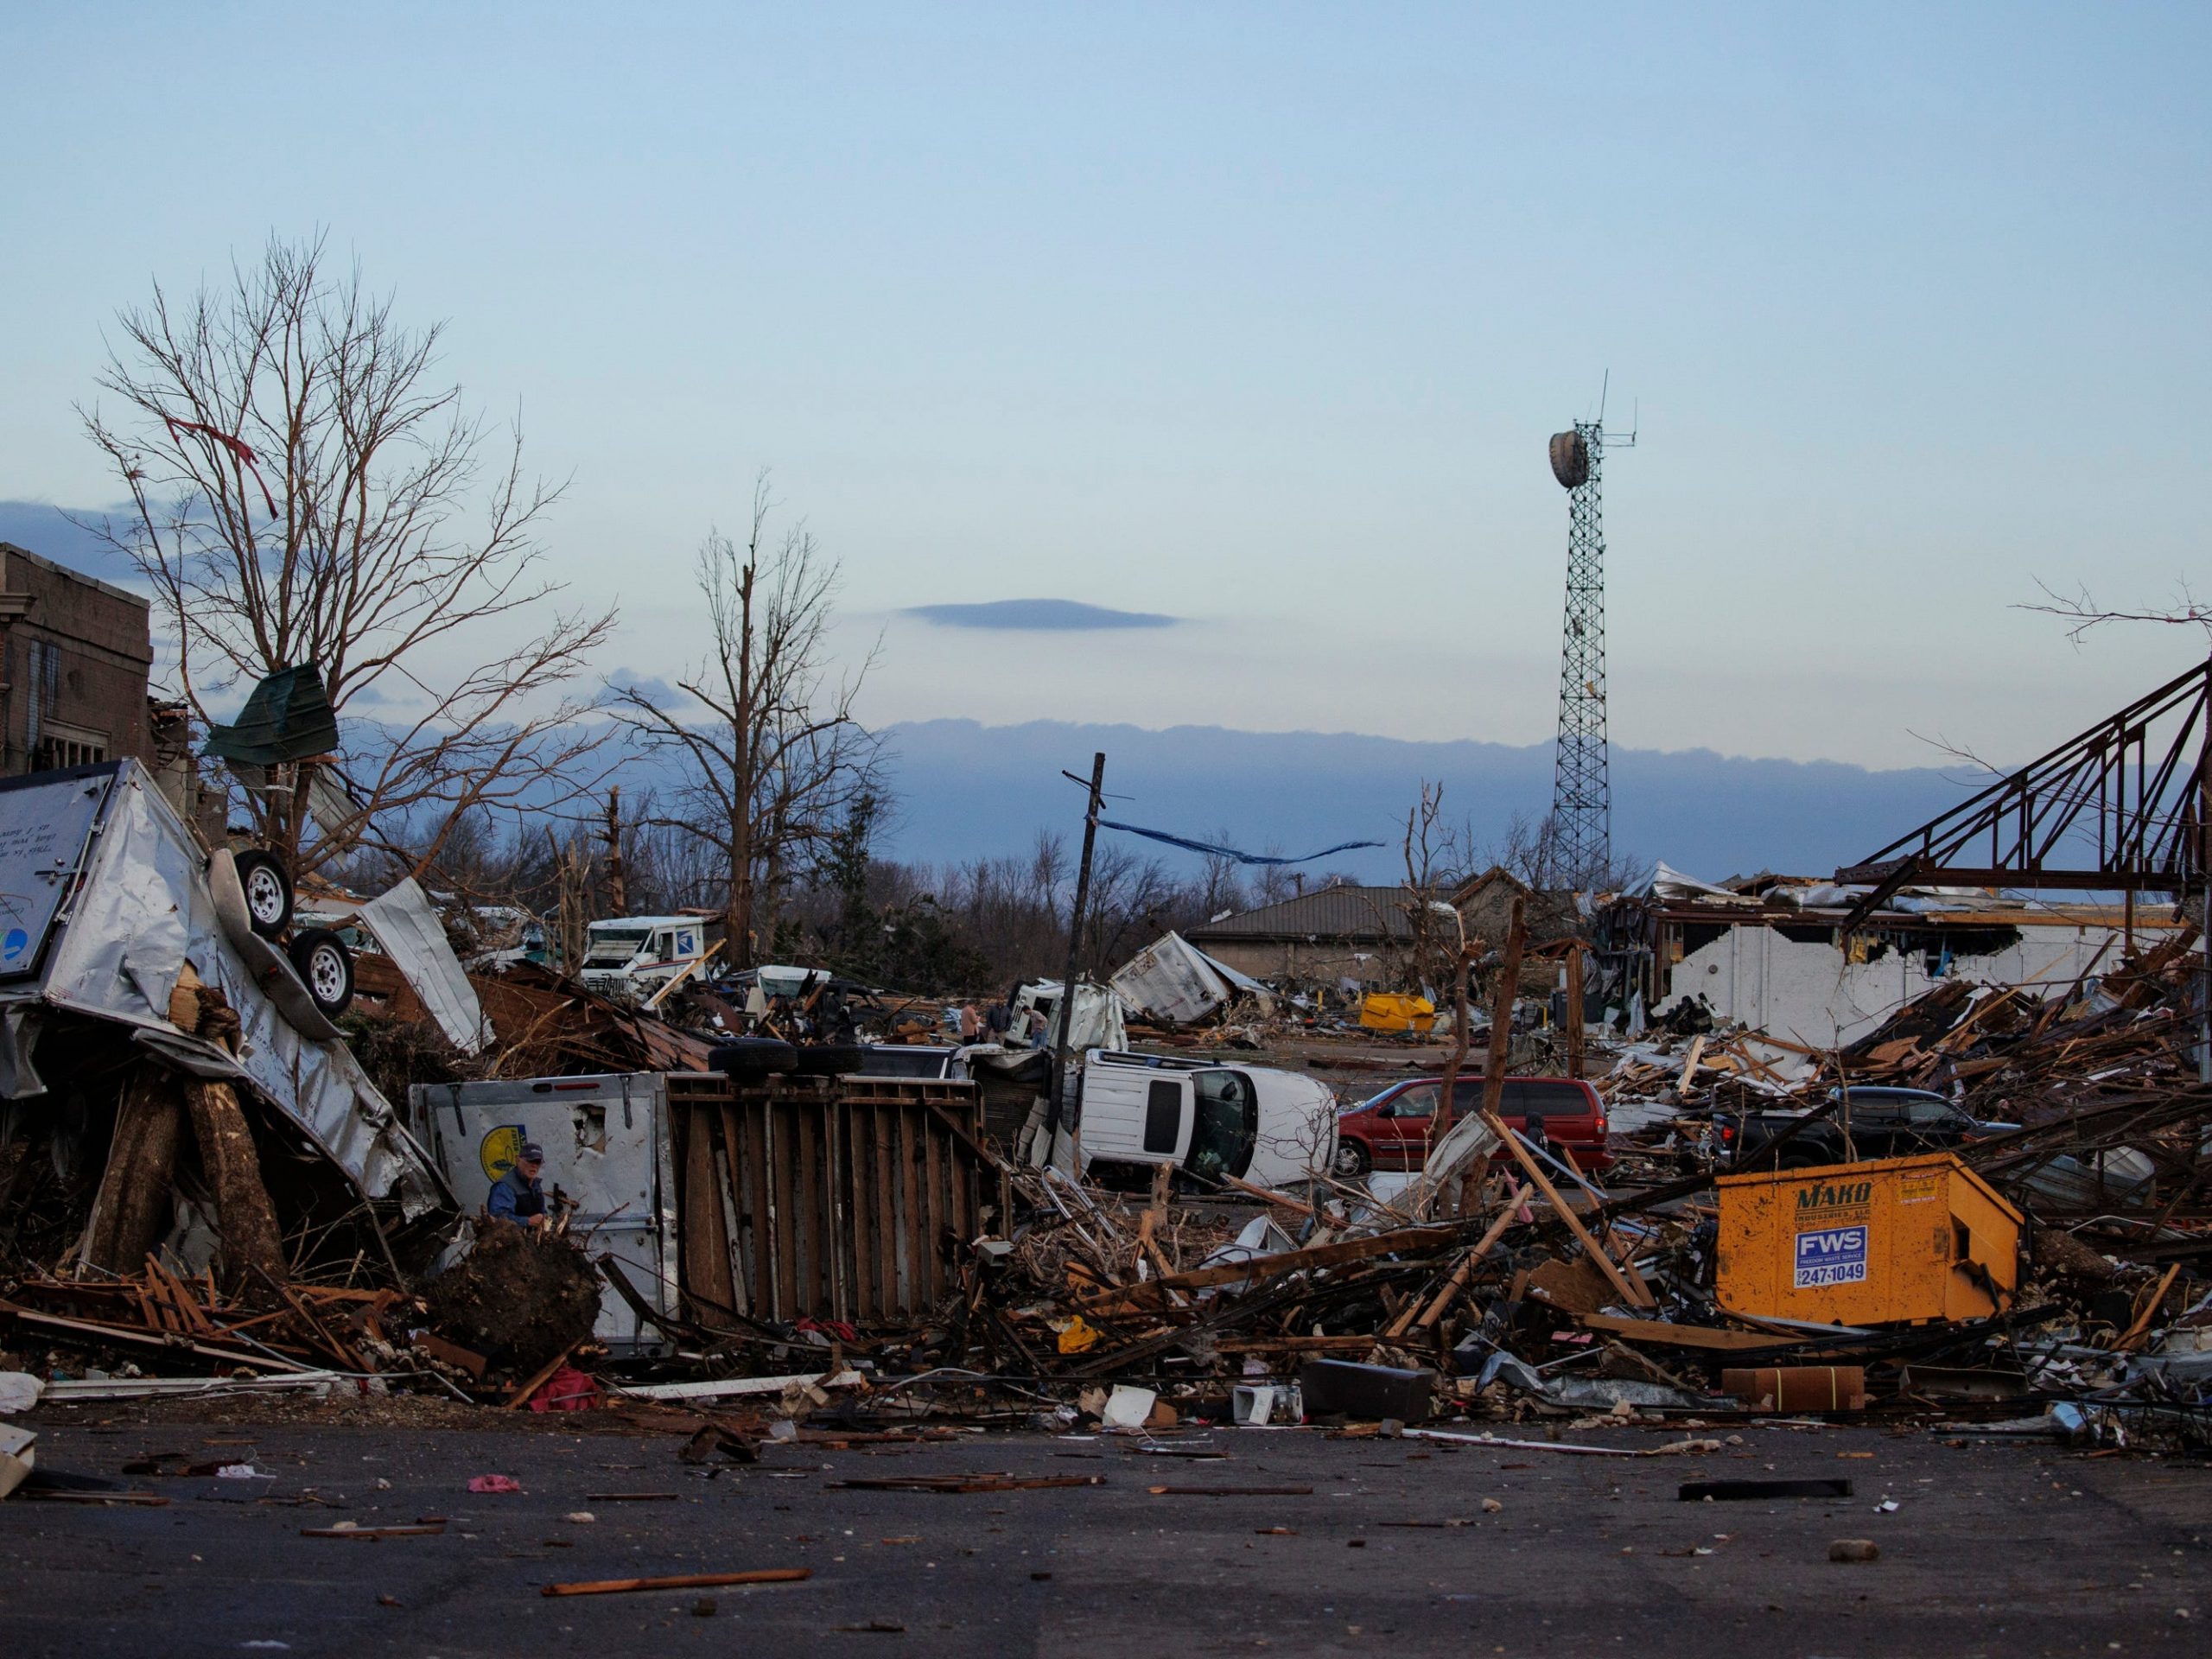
(1663, 924), (2123, 1049)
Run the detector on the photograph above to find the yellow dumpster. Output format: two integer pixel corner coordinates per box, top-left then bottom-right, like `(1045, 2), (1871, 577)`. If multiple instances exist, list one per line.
(1714, 1152), (2022, 1327)
(1358, 993), (1434, 1034)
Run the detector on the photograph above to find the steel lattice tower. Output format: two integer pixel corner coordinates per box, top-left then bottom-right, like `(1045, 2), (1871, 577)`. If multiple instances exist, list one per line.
(1548, 418), (1620, 887)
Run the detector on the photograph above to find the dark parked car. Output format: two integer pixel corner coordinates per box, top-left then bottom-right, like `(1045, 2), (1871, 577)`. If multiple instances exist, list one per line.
(1333, 1076), (1611, 1177)
(1715, 1087), (2015, 1170)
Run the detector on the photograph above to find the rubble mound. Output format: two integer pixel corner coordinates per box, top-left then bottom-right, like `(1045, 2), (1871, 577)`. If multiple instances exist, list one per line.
(421, 1222), (601, 1375)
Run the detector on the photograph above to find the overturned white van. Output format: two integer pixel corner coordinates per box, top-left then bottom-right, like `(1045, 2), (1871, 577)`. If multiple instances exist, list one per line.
(1071, 1048), (1335, 1191)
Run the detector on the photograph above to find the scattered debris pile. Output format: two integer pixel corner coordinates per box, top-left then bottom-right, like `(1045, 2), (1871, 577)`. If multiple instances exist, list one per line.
(3, 1266), (410, 1380)
(418, 1221), (604, 1378)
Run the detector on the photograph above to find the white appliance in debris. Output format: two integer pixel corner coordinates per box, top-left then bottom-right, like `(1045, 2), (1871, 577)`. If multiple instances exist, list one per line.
(407, 1072), (678, 1357)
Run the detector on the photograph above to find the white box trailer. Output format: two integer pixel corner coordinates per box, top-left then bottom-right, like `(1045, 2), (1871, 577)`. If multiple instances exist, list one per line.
(407, 1072), (679, 1357)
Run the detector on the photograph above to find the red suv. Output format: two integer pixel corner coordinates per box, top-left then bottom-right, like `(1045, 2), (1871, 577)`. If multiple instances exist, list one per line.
(1332, 1076), (1611, 1177)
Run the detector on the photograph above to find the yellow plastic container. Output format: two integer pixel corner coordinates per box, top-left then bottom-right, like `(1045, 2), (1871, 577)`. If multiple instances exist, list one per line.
(1358, 993), (1435, 1034)
(1714, 1152), (2022, 1327)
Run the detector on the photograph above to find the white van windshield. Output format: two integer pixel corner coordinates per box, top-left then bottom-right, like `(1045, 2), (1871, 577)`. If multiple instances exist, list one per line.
(583, 927), (651, 966)
(1186, 1070), (1257, 1183)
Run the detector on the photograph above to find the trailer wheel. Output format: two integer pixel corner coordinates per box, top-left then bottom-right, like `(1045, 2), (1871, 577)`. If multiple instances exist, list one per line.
(234, 849), (294, 939)
(288, 927), (353, 1019)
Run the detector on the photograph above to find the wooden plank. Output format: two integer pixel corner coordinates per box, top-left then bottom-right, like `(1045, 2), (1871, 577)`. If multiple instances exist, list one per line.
(873, 1103), (897, 1319)
(1215, 1334), (1387, 1354)
(1576, 1313), (1807, 1352)
(543, 1568), (811, 1599)
(1482, 1112), (1654, 1310)
(1391, 1192), (1522, 1337)
(717, 1106), (752, 1318)
(771, 1102), (800, 1323)
(846, 1097), (874, 1320)
(505, 1339), (583, 1408)
(797, 1103), (823, 1319)
(745, 1099), (772, 1319)
(898, 1103), (922, 1315)
(681, 1105), (737, 1321)
(2116, 1263), (2183, 1352)
(1075, 1225), (1458, 1310)
(924, 1115), (945, 1303)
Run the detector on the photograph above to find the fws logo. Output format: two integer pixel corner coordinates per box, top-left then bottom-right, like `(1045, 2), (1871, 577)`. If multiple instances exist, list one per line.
(1793, 1224), (1868, 1288)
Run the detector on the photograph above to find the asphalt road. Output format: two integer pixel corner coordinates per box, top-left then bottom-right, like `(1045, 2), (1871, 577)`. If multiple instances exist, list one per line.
(3, 1411), (2207, 1658)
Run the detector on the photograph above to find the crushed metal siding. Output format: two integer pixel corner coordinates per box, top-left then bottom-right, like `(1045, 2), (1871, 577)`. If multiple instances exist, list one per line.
(668, 1073), (988, 1325)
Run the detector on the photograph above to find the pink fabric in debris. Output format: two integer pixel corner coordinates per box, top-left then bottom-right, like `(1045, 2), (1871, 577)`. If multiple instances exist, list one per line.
(524, 1364), (601, 1414)
(467, 1474), (522, 1493)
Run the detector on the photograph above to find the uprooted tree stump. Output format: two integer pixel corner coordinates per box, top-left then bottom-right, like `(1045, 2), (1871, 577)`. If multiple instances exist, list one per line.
(186, 1079), (288, 1294)
(81, 1067), (187, 1274)
(421, 1221), (602, 1376)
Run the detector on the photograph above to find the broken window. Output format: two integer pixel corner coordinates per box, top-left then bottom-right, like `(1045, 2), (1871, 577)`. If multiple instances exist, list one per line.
(1186, 1071), (1257, 1183)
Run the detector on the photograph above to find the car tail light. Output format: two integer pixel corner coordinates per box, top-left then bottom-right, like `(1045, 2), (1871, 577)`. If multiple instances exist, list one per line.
(1719, 1124), (1735, 1142)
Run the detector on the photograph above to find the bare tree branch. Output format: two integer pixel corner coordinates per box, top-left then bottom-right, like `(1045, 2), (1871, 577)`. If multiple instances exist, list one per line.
(73, 232), (615, 874)
(607, 472), (883, 966)
(2018, 577), (2212, 645)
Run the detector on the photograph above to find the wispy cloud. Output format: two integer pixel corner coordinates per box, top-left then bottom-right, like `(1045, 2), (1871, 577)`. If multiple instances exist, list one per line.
(902, 598), (1179, 632)
(0, 500), (146, 588)
(607, 668), (689, 705)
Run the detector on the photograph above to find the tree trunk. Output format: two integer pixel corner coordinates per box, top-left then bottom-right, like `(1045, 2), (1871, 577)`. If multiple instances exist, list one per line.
(604, 786), (627, 915)
(728, 798), (754, 969)
(185, 1080), (287, 1294)
(1466, 896), (1528, 1212)
(82, 1067), (186, 1273)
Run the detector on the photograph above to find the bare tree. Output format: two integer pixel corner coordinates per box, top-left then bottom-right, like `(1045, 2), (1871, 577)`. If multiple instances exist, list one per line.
(610, 474), (881, 967)
(2021, 578), (2212, 644)
(1478, 807), (1646, 895)
(78, 233), (614, 875)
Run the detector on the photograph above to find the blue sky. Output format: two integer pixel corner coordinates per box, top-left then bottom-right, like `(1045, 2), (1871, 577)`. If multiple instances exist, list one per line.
(3, 3), (2208, 777)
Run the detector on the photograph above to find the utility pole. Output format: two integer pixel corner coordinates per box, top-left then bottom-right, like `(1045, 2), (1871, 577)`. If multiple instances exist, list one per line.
(1564, 939), (1586, 1081)
(2199, 676), (2209, 1084)
(1464, 894), (1527, 1214)
(603, 785), (627, 916)
(1429, 900), (1471, 1147)
(1043, 753), (1107, 1146)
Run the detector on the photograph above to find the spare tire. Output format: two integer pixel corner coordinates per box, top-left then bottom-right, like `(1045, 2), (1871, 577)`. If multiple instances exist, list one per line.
(233, 849), (294, 939)
(287, 927), (354, 1019)
(789, 1044), (866, 1077)
(710, 1038), (798, 1082)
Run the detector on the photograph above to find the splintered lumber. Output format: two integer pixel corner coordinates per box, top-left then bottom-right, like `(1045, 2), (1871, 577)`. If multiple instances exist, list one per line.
(1405, 1429), (1721, 1458)
(1481, 1113), (1653, 1309)
(1074, 1226), (1458, 1312)
(301, 1524), (448, 1539)
(542, 1568), (812, 1598)
(0, 1299), (315, 1372)
(1215, 1335), (1384, 1354)
(831, 1473), (1106, 1494)
(505, 1341), (584, 1408)
(1575, 1313), (1807, 1352)
(2115, 1263), (2183, 1352)
(1389, 1192), (1524, 1338)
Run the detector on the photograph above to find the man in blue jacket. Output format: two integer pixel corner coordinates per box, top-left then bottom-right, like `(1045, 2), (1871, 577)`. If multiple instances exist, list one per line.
(487, 1142), (548, 1225)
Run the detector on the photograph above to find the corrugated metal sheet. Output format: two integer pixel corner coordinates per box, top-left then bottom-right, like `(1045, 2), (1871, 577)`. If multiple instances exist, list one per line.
(667, 1073), (991, 1325)
(1185, 885), (1418, 943)
(202, 665), (339, 766)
